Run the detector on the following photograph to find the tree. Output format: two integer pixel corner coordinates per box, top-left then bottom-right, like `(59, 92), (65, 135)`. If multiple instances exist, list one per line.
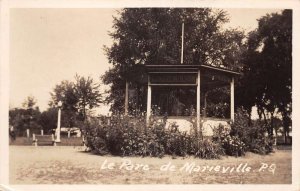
(50, 80), (79, 127)
(237, 10), (292, 142)
(22, 96), (38, 110)
(103, 8), (245, 113)
(74, 74), (102, 120)
(38, 107), (59, 133)
(9, 108), (27, 136)
(50, 74), (102, 123)
(9, 96), (41, 136)
(50, 80), (78, 111)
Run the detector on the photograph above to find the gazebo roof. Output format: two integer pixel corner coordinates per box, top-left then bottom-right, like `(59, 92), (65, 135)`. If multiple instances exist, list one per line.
(146, 64), (240, 90)
(145, 64), (241, 75)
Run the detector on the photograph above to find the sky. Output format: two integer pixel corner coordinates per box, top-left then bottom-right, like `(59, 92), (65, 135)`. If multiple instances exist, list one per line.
(9, 8), (282, 115)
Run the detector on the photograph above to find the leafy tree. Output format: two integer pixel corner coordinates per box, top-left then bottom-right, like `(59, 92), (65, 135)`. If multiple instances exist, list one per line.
(74, 74), (102, 120)
(50, 74), (102, 123)
(50, 80), (78, 111)
(50, 80), (79, 126)
(237, 10), (292, 142)
(9, 108), (27, 136)
(38, 108), (59, 133)
(9, 96), (41, 136)
(103, 8), (245, 113)
(22, 96), (38, 109)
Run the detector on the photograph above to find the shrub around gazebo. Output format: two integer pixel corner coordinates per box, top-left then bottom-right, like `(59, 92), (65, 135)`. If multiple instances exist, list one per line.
(83, 108), (273, 158)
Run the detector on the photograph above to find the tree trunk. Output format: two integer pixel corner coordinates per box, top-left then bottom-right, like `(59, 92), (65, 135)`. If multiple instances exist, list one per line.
(261, 109), (273, 137)
(257, 105), (263, 120)
(270, 112), (274, 136)
(262, 110), (267, 126)
(125, 80), (129, 116)
(247, 108), (252, 126)
(83, 102), (86, 121)
(282, 110), (290, 144)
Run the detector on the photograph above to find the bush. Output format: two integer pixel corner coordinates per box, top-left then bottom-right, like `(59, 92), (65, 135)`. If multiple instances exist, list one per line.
(213, 108), (273, 156)
(84, 108), (272, 158)
(221, 135), (246, 157)
(84, 115), (166, 157)
(213, 124), (246, 157)
(163, 123), (191, 157)
(231, 108), (273, 154)
(84, 120), (109, 155)
(83, 115), (223, 159)
(194, 139), (224, 159)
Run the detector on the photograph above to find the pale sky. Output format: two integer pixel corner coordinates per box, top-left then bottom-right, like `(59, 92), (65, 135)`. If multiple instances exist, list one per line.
(9, 8), (282, 115)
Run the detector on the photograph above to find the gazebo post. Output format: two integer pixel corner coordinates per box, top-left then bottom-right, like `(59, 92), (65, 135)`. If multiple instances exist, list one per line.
(204, 91), (207, 118)
(197, 70), (201, 130)
(125, 80), (129, 116)
(146, 76), (152, 126)
(230, 77), (235, 122)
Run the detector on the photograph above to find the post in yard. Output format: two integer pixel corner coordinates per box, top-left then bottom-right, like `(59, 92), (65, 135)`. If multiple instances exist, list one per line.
(55, 101), (62, 143)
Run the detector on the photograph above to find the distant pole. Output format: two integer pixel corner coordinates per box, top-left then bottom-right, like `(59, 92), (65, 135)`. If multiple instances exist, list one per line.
(26, 129), (30, 138)
(181, 22), (184, 64)
(146, 76), (152, 126)
(230, 77), (235, 122)
(204, 92), (207, 118)
(33, 134), (37, 147)
(197, 70), (201, 130)
(55, 101), (62, 143)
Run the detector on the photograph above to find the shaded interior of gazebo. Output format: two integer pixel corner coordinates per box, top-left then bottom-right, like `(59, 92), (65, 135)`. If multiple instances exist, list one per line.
(144, 64), (239, 128)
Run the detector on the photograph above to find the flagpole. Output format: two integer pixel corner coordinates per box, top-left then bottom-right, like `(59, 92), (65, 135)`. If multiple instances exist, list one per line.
(181, 22), (184, 64)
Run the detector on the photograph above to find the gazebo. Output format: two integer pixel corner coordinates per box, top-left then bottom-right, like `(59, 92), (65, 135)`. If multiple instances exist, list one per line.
(142, 64), (240, 135)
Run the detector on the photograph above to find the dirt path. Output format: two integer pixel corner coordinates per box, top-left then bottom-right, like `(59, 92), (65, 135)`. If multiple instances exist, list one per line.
(9, 146), (291, 184)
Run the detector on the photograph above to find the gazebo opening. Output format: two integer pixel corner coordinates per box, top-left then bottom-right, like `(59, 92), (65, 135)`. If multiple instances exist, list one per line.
(152, 86), (197, 116)
(151, 82), (231, 119)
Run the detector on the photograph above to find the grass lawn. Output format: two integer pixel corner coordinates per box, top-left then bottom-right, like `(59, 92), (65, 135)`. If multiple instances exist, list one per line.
(9, 146), (291, 184)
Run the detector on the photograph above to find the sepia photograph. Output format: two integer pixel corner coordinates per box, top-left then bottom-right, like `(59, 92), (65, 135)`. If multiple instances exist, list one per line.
(0, 1), (299, 191)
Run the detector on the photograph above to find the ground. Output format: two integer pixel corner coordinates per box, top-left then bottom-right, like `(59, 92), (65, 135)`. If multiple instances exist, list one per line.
(9, 146), (291, 184)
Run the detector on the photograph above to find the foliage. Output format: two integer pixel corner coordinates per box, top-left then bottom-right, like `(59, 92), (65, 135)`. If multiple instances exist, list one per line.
(194, 139), (224, 159)
(9, 96), (42, 136)
(84, 115), (165, 157)
(22, 96), (38, 109)
(74, 74), (102, 120)
(50, 80), (81, 126)
(205, 87), (230, 118)
(231, 115), (273, 155)
(38, 108), (58, 133)
(213, 123), (245, 157)
(213, 108), (273, 156)
(103, 8), (245, 113)
(220, 134), (246, 157)
(84, 119), (109, 155)
(50, 74), (102, 124)
(84, 114), (223, 159)
(85, 108), (275, 158)
(237, 10), (292, 143)
(163, 123), (191, 157)
(50, 80), (78, 111)
(38, 108), (78, 133)
(10, 74), (103, 136)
